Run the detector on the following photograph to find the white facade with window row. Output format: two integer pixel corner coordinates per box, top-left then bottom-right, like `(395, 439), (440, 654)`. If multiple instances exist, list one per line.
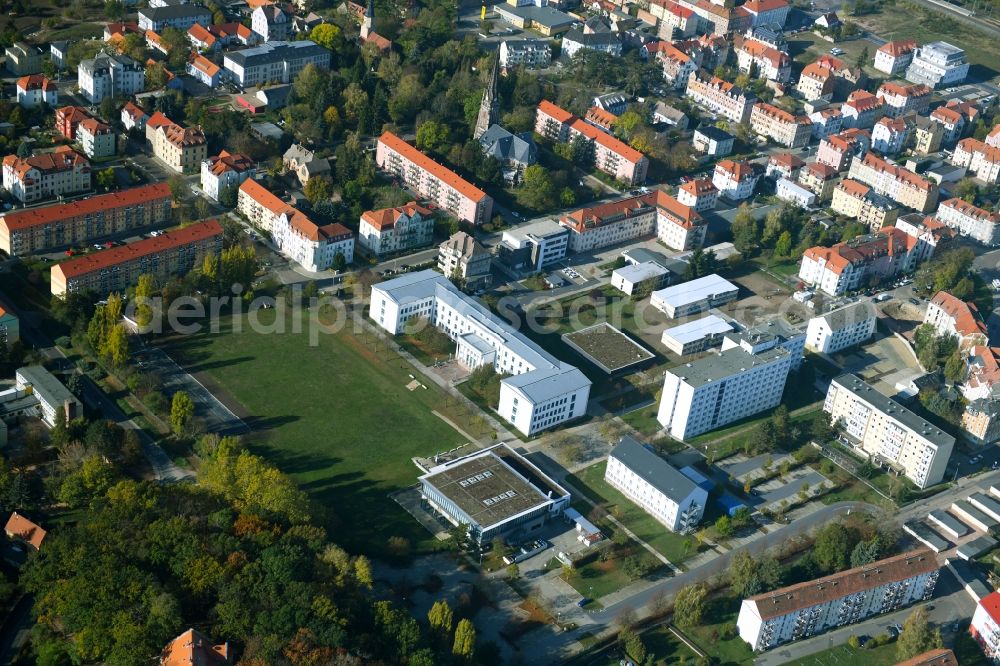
(805, 301), (876, 354)
(823, 374), (954, 488)
(371, 270), (591, 436)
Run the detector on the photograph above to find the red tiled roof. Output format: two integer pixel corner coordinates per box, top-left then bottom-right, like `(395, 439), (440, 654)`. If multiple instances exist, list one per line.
(679, 178), (717, 196)
(957, 137), (1000, 164)
(845, 90), (883, 113)
(584, 106), (617, 130)
(56, 106), (92, 126)
(769, 153), (805, 169)
(570, 118), (645, 164)
(753, 102), (810, 126)
(207, 150), (254, 176)
(930, 290), (987, 338)
(121, 101), (147, 122)
(654, 190), (700, 228)
(162, 123), (207, 148)
(805, 162), (838, 179)
(3, 146), (88, 180)
(239, 179), (292, 216)
(877, 81), (932, 100)
(836, 178), (870, 199)
(859, 153), (934, 192)
(877, 39), (918, 57)
(161, 628), (229, 666)
(16, 74), (55, 92)
(716, 159), (755, 181)
(361, 201), (433, 231)
(1, 183), (170, 232)
(930, 106), (963, 125)
(378, 132), (489, 203)
(146, 111), (172, 131)
(743, 0), (787, 12)
(894, 648), (956, 666)
(190, 54), (220, 77)
(940, 197), (1000, 224)
(52, 219), (222, 279)
(748, 549), (937, 620)
(538, 99), (575, 124)
(735, 36), (789, 69)
(4, 511), (45, 550)
(980, 591), (1000, 625)
(77, 117), (112, 135)
(289, 211), (352, 242)
(187, 23), (217, 46)
(364, 32), (393, 51)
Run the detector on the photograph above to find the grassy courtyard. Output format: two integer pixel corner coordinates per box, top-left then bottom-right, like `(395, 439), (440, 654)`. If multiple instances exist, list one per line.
(567, 461), (699, 566)
(167, 309), (473, 555)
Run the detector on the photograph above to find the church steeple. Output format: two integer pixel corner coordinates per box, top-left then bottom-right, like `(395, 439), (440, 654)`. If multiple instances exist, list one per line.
(361, 0), (374, 40)
(474, 51), (500, 139)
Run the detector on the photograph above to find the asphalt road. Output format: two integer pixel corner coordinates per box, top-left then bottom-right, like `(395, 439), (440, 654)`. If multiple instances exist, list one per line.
(0, 595), (33, 666)
(133, 345), (248, 437)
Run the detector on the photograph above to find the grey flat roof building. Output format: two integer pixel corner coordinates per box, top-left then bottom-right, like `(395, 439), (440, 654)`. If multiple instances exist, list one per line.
(225, 40), (331, 68)
(668, 345), (789, 389)
(420, 443), (570, 544)
(928, 509), (969, 538)
(902, 520), (950, 553)
(610, 436), (701, 504)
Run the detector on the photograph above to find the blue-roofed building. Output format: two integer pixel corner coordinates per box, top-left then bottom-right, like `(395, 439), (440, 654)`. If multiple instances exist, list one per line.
(717, 492), (748, 517)
(679, 465), (715, 492)
(370, 270), (591, 436)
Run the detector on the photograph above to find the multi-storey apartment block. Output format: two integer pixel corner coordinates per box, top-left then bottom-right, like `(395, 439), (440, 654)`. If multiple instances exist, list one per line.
(151, 119), (207, 173)
(651, 42), (698, 90)
(15, 75), (57, 108)
(972, 591), (1000, 663)
(929, 104), (967, 145)
(871, 116), (913, 156)
(798, 162), (840, 202)
(438, 231), (492, 290)
(809, 107), (843, 139)
(273, 209), (354, 272)
(498, 39), (552, 69)
(776, 178), (817, 207)
(200, 151), (255, 202)
(713, 159), (762, 201)
(533, 101), (649, 185)
(558, 190), (704, 252)
(684, 69), (755, 124)
(874, 39), (918, 75)
(371, 270), (591, 436)
(4, 42), (42, 76)
(733, 34), (791, 83)
(841, 90), (884, 130)
(676, 178), (719, 212)
(952, 138), (1000, 184)
(187, 54), (221, 88)
(924, 290), (988, 350)
(223, 40), (331, 87)
(766, 153), (805, 181)
(657, 336), (792, 439)
(75, 118), (115, 159)
(78, 53), (144, 103)
(847, 152), (939, 213)
(376, 132), (493, 225)
(2, 146), (90, 204)
(936, 198), (1000, 246)
(796, 61), (835, 101)
(137, 4), (211, 32)
(0, 183), (171, 255)
(913, 116), (944, 155)
(817, 128), (870, 172)
(805, 301), (876, 354)
(738, 549), (939, 651)
(251, 4), (290, 42)
(50, 219), (223, 298)
(358, 202), (435, 257)
(831, 179), (899, 230)
(55, 106), (93, 141)
(876, 82), (932, 118)
(237, 178), (289, 234)
(799, 226), (938, 295)
(605, 435), (708, 532)
(824, 374), (954, 487)
(749, 102), (812, 148)
(905, 41), (969, 89)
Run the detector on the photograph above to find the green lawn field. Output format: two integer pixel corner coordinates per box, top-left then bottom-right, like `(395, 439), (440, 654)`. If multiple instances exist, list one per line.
(167, 309), (469, 554)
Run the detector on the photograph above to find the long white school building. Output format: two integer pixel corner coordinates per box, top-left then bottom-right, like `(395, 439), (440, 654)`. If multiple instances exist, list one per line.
(370, 270), (591, 436)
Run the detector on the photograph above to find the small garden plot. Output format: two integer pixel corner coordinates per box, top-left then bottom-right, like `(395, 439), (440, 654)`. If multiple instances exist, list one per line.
(562, 323), (655, 375)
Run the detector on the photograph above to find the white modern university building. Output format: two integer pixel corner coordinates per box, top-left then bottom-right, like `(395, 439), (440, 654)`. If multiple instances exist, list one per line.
(650, 274), (739, 319)
(419, 443), (571, 546)
(737, 549), (939, 652)
(370, 270), (591, 436)
(661, 315), (733, 356)
(657, 335), (794, 440)
(605, 435), (708, 533)
(823, 374), (955, 488)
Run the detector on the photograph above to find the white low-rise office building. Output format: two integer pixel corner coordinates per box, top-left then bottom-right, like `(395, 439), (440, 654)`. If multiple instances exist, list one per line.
(498, 219), (569, 274)
(605, 435), (708, 533)
(805, 301), (877, 354)
(611, 261), (670, 296)
(650, 274), (739, 319)
(776, 177), (817, 207)
(371, 270), (591, 436)
(498, 39), (552, 69)
(15, 366), (83, 428)
(661, 315), (733, 356)
(657, 338), (792, 440)
(823, 374), (954, 488)
(737, 549), (939, 652)
(223, 40), (331, 87)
